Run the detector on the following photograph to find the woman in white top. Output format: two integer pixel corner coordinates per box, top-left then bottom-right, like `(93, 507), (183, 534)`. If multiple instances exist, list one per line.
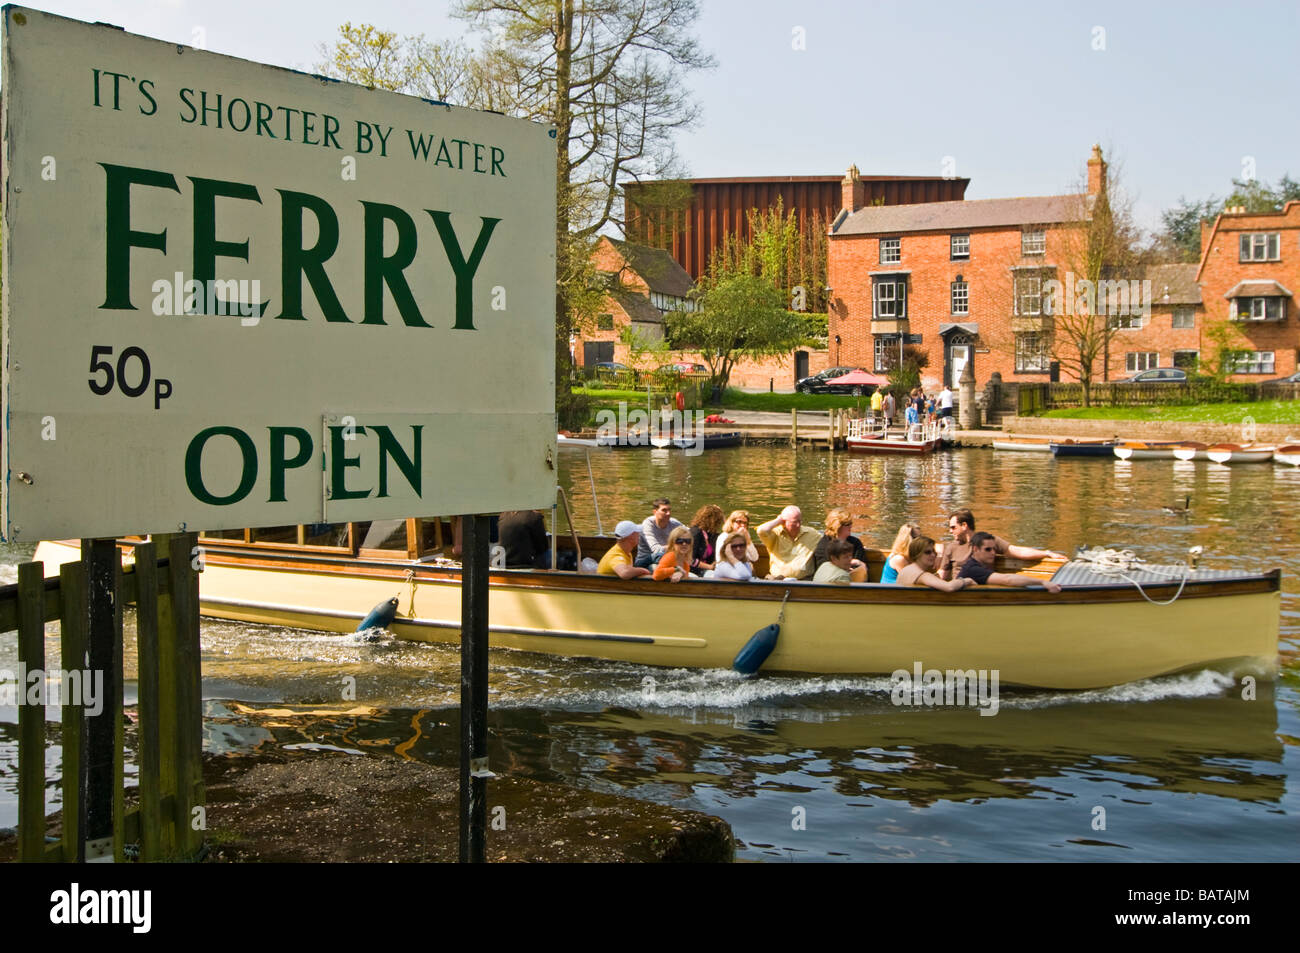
(712, 535), (755, 581)
(715, 509), (759, 565)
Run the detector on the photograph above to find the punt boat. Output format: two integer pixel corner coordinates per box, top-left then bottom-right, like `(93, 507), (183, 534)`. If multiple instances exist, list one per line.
(33, 520), (1280, 691)
(845, 418), (943, 456)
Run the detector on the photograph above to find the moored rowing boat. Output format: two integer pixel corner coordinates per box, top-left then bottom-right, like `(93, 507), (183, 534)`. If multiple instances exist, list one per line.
(1274, 444), (1300, 467)
(1114, 441), (1207, 461)
(992, 438), (1053, 453)
(1205, 443), (1277, 464)
(1050, 439), (1118, 458)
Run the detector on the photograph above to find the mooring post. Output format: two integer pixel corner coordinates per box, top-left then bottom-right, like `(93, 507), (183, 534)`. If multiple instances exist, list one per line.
(82, 538), (121, 862)
(16, 562), (46, 863)
(459, 514), (490, 863)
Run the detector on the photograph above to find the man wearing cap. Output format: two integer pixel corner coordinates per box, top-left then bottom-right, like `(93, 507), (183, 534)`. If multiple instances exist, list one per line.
(756, 506), (822, 580)
(598, 521), (653, 579)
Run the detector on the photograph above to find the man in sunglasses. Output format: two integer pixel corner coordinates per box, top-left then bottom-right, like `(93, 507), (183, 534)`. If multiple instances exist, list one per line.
(938, 508), (1065, 581)
(958, 532), (1062, 592)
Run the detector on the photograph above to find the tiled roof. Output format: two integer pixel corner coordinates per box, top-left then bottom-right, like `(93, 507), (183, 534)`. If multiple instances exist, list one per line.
(607, 238), (694, 297)
(1145, 263), (1202, 305)
(610, 288), (665, 324)
(1223, 279), (1294, 299)
(835, 194), (1092, 236)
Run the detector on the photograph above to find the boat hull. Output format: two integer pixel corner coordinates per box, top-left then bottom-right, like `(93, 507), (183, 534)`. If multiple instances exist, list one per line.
(992, 440), (1052, 453)
(34, 540), (1280, 691)
(1051, 441), (1118, 457)
(846, 436), (939, 455)
(1206, 444), (1276, 464)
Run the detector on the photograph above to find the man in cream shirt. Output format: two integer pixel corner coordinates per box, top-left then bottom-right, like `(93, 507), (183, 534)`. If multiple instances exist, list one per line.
(756, 506), (822, 579)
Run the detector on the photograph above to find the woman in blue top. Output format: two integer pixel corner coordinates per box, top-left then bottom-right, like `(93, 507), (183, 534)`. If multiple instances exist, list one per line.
(879, 523), (918, 584)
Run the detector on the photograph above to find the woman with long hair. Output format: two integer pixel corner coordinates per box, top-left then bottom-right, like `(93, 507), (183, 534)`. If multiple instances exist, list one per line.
(895, 536), (974, 592)
(712, 532), (756, 581)
(715, 509), (759, 564)
(653, 525), (696, 582)
(688, 504), (725, 575)
(879, 523), (919, 585)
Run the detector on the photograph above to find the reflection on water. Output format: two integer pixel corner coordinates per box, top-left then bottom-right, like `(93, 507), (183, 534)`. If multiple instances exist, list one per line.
(1, 449), (1298, 859)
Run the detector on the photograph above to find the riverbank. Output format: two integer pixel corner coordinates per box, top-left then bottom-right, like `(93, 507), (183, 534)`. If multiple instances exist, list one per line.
(0, 743), (736, 863)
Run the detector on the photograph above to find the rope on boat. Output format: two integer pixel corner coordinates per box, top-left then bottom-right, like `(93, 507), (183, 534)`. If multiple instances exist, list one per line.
(776, 589), (791, 625)
(1072, 546), (1193, 606)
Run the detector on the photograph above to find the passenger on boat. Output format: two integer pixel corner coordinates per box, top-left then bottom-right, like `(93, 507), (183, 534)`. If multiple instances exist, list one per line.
(712, 536), (755, 581)
(895, 537), (976, 592)
(716, 510), (759, 565)
(653, 526), (697, 582)
(882, 390), (896, 426)
(879, 523), (919, 584)
(958, 532), (1063, 592)
(498, 509), (549, 569)
(597, 521), (653, 579)
(689, 504), (724, 576)
(870, 387), (884, 422)
(812, 539), (857, 585)
(757, 506), (822, 580)
(812, 508), (868, 582)
(634, 498), (684, 569)
(937, 508), (1066, 581)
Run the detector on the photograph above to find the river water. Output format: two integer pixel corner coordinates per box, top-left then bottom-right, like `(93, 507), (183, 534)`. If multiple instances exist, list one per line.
(2, 446), (1297, 861)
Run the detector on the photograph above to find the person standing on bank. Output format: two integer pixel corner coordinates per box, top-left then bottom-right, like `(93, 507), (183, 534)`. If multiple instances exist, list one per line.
(635, 498), (683, 569)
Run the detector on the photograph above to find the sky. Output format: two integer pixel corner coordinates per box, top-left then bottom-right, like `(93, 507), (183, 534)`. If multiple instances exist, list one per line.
(9, 0), (1299, 233)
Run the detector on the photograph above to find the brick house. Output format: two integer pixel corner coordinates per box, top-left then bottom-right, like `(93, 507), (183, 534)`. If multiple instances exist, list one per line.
(573, 236), (696, 368)
(1115, 263), (1203, 378)
(828, 152), (1107, 389)
(1195, 202), (1300, 380)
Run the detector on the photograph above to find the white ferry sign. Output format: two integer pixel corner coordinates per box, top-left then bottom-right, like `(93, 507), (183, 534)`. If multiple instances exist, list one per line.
(2, 8), (557, 540)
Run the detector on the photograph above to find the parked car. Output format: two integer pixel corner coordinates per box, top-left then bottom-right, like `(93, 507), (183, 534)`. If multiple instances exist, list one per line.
(654, 362), (709, 376)
(591, 361), (631, 378)
(1263, 370), (1300, 384)
(795, 366), (865, 394)
(1117, 368), (1186, 383)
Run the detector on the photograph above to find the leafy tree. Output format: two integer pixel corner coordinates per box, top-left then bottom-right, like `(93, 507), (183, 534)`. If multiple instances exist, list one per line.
(1154, 174), (1300, 261)
(710, 198), (830, 314)
(455, 1), (714, 427)
(666, 275), (803, 392)
(1200, 322), (1251, 382)
(317, 5), (713, 428)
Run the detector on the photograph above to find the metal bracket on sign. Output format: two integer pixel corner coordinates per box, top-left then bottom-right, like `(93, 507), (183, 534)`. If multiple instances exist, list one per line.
(470, 756), (495, 779)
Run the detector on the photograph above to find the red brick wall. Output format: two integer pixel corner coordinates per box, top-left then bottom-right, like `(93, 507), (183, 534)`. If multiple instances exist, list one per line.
(830, 225), (1082, 390)
(1196, 203), (1300, 380)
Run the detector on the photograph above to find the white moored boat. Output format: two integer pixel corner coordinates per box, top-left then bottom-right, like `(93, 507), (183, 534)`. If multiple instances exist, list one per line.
(1114, 441), (1206, 461)
(1205, 443), (1277, 464)
(1273, 444), (1300, 467)
(992, 438), (1053, 453)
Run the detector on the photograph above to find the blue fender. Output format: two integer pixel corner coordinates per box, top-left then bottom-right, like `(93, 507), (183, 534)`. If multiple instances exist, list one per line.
(733, 622), (780, 675)
(357, 595), (400, 632)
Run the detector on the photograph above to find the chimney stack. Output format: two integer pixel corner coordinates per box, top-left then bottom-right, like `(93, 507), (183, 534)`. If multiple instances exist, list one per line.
(842, 164), (865, 214)
(1087, 144), (1107, 196)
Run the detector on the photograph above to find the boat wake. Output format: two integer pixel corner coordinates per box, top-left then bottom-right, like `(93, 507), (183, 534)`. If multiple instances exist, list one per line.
(996, 669), (1238, 709)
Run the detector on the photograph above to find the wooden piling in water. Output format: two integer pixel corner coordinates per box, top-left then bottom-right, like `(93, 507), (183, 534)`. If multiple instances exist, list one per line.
(133, 541), (164, 861)
(17, 562), (46, 863)
(169, 533), (204, 858)
(58, 562), (87, 863)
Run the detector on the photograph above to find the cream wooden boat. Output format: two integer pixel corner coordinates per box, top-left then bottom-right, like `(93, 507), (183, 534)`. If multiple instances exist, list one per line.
(33, 530), (1280, 692)
(1114, 441), (1207, 461)
(1205, 443), (1277, 464)
(1273, 444), (1300, 467)
(992, 438), (1053, 453)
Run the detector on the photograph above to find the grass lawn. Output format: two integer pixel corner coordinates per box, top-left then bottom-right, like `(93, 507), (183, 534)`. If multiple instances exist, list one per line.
(1039, 401), (1300, 425)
